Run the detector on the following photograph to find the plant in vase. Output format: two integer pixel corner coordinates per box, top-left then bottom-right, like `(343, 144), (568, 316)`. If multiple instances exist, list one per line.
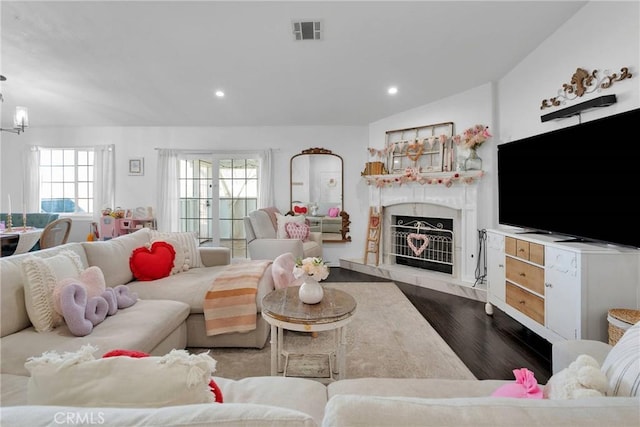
(453, 124), (492, 171)
(293, 257), (329, 304)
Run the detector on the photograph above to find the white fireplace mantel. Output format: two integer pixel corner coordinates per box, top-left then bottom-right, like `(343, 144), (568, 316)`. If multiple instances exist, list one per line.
(368, 178), (480, 284)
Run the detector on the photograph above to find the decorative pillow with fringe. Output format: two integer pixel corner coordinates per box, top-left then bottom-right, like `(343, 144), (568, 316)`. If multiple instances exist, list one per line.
(21, 250), (85, 332)
(25, 345), (219, 407)
(151, 237), (188, 275)
(149, 230), (201, 268)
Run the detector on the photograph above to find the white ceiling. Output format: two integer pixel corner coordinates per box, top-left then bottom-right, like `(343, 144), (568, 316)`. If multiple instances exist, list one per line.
(0, 1), (587, 128)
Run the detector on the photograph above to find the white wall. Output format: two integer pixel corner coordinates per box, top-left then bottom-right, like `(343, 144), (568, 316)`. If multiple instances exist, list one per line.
(2, 1), (638, 266)
(0, 125), (366, 264)
(499, 1), (639, 144)
(362, 0), (639, 254)
(365, 83), (496, 232)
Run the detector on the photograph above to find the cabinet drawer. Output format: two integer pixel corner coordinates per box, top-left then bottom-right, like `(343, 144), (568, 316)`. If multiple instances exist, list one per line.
(506, 282), (544, 325)
(506, 257), (545, 295)
(505, 237), (516, 256)
(505, 237), (545, 264)
(515, 239), (530, 260)
(529, 243), (544, 265)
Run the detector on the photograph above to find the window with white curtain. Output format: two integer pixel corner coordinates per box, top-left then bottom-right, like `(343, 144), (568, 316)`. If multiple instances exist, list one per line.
(39, 148), (94, 214)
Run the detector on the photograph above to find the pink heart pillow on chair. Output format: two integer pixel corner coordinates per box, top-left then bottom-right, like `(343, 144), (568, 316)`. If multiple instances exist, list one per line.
(285, 222), (310, 241)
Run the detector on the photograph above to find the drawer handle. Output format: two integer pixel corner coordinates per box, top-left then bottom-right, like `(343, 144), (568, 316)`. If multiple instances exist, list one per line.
(519, 272), (526, 277)
(518, 248), (525, 252)
(545, 283), (552, 288)
(519, 300), (526, 305)
(498, 264), (504, 268)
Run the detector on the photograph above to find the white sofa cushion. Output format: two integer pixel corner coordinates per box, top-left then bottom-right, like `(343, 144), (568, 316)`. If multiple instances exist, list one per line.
(0, 403), (317, 427)
(327, 378), (506, 399)
(1, 299), (189, 376)
(322, 394), (640, 427)
(214, 376), (327, 427)
(601, 320), (640, 397)
(25, 345), (216, 407)
(126, 263), (273, 314)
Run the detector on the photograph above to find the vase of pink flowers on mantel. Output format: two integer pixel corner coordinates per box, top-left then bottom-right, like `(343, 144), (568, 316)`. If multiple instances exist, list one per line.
(453, 124), (492, 171)
(293, 257), (330, 304)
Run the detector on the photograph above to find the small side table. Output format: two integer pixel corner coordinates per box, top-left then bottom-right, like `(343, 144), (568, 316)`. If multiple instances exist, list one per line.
(261, 287), (356, 381)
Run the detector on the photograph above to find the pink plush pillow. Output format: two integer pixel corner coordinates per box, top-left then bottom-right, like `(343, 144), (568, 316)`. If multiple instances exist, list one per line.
(53, 266), (106, 316)
(285, 222), (310, 241)
(272, 253), (303, 289)
(328, 207), (340, 217)
(491, 368), (542, 399)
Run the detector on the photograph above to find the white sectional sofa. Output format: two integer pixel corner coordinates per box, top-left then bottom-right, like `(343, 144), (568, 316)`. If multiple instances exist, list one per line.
(0, 228), (275, 377)
(2, 330), (639, 427)
(1, 227), (638, 426)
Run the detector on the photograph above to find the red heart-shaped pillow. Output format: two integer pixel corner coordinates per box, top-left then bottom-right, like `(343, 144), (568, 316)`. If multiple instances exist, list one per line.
(129, 241), (176, 281)
(293, 205), (308, 214)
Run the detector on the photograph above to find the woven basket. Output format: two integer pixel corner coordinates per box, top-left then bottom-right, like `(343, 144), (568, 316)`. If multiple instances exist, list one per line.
(608, 308), (640, 345)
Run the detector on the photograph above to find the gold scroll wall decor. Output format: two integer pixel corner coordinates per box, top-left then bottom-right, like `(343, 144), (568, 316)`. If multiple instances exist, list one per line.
(540, 67), (633, 110)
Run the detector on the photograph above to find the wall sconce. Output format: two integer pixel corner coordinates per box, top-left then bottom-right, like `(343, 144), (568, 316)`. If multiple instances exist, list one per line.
(0, 106), (29, 134)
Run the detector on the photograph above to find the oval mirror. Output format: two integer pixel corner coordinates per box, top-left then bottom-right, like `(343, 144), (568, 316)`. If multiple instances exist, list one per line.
(290, 148), (351, 242)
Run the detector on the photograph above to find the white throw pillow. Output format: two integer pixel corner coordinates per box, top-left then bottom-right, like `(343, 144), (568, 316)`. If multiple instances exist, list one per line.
(150, 231), (201, 268)
(21, 250), (85, 332)
(249, 210), (277, 239)
(601, 320), (640, 397)
(25, 345), (217, 407)
(275, 213), (306, 239)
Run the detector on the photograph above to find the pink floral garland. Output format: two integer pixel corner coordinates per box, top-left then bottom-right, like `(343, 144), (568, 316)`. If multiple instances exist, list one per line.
(365, 168), (483, 188)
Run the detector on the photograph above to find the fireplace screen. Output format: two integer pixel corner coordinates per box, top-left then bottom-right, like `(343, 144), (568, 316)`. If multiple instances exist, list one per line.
(390, 216), (453, 274)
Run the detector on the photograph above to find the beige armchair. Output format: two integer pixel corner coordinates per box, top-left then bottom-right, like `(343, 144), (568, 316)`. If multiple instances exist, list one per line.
(243, 208), (322, 261)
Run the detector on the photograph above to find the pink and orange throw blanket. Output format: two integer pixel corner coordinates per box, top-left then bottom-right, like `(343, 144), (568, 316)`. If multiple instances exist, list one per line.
(203, 260), (271, 336)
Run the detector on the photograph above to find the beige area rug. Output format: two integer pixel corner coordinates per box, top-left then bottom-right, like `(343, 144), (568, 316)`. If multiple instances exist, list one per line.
(192, 282), (475, 381)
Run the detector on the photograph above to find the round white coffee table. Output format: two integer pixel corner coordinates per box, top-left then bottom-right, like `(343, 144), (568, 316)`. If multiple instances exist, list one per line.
(261, 287), (356, 381)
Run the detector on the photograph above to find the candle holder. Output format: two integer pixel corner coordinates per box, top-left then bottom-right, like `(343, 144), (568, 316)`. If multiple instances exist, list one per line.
(6, 213), (13, 231)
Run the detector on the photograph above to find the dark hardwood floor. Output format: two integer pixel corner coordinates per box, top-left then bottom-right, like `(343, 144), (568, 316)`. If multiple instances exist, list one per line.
(329, 267), (552, 383)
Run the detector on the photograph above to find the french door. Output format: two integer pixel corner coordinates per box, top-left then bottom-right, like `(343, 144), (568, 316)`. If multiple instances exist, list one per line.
(178, 156), (258, 258)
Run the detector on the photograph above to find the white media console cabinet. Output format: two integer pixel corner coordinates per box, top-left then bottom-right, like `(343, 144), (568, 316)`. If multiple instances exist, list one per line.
(485, 228), (639, 343)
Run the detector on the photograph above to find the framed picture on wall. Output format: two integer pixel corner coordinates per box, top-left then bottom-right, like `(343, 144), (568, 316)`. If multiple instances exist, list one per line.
(128, 158), (144, 176)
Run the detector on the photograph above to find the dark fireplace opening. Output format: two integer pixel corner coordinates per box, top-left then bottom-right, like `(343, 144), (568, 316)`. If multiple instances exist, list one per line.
(392, 215), (454, 274)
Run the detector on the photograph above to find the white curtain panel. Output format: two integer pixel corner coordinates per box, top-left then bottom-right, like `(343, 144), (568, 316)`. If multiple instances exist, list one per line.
(93, 144), (115, 220)
(156, 149), (180, 232)
(25, 146), (40, 212)
(258, 148), (274, 208)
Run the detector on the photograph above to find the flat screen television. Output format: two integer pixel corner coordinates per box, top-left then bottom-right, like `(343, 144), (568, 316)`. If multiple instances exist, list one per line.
(497, 107), (640, 249)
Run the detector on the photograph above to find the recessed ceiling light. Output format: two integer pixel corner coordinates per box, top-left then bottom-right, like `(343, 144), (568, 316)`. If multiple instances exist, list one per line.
(215, 90), (225, 98)
(387, 86), (398, 95)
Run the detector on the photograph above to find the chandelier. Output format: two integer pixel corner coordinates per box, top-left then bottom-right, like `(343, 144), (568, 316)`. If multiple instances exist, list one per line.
(0, 75), (29, 135)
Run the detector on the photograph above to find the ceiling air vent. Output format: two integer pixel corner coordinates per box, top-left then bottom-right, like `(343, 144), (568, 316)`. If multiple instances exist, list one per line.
(292, 20), (322, 41)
